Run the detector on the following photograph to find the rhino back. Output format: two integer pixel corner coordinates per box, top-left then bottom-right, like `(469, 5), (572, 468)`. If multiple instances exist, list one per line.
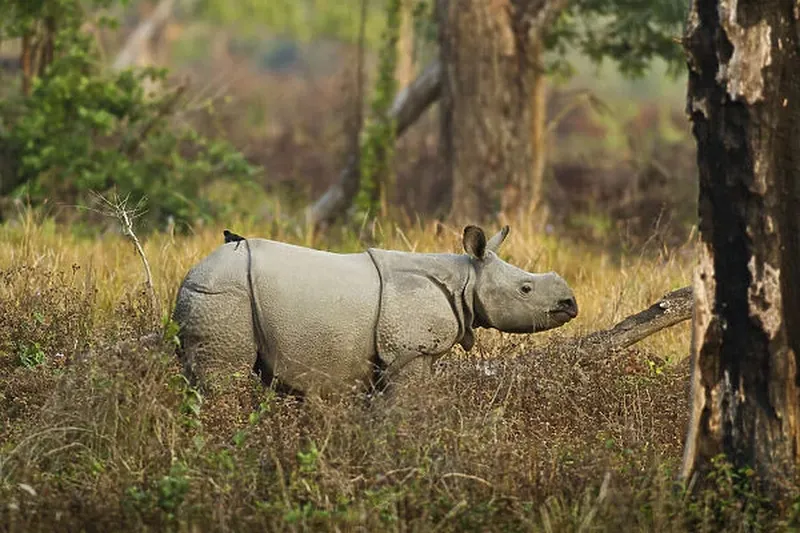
(246, 239), (381, 394)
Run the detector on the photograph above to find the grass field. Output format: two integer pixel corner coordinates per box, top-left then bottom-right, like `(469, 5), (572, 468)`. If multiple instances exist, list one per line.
(0, 209), (788, 532)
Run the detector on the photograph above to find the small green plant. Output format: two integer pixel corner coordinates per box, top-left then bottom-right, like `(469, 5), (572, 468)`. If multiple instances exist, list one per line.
(124, 461), (190, 524)
(16, 341), (45, 368)
(297, 441), (320, 474)
(169, 374), (202, 429)
(156, 461), (191, 519)
(162, 317), (181, 349)
(686, 454), (772, 531)
(646, 359), (665, 376)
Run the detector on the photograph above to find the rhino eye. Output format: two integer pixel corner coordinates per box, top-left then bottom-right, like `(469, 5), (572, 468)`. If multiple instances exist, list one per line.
(520, 284), (533, 295)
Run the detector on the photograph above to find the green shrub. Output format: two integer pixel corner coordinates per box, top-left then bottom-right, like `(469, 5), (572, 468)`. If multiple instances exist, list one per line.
(0, 0), (259, 230)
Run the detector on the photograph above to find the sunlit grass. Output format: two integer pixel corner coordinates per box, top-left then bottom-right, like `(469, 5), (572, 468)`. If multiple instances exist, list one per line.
(5, 206), (791, 533)
(0, 203), (693, 364)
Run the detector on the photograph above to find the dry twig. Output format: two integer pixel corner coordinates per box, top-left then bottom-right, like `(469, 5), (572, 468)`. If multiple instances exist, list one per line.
(87, 191), (159, 320)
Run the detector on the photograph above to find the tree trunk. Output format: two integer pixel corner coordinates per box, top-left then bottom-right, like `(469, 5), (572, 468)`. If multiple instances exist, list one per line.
(501, 35), (547, 223)
(438, 0), (531, 223)
(437, 0), (565, 225)
(20, 32), (33, 96)
(395, 0), (416, 88)
(527, 37), (547, 217)
(681, 0), (800, 502)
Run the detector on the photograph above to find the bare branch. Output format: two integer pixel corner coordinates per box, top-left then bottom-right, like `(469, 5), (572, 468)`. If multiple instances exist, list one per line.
(306, 60), (442, 229)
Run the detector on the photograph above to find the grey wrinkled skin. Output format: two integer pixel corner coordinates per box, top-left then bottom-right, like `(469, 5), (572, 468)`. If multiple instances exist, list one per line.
(172, 225), (578, 398)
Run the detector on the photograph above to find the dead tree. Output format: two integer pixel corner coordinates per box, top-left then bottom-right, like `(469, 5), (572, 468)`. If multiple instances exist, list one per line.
(680, 0), (800, 501)
(111, 0), (176, 71)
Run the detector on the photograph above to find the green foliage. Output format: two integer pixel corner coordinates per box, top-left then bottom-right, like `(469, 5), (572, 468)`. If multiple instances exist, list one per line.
(124, 461), (191, 524)
(297, 440), (321, 474)
(546, 0), (688, 79)
(0, 0), (259, 230)
(405, 0), (685, 81)
(162, 317), (181, 349)
(16, 341), (45, 368)
(169, 373), (202, 429)
(356, 0), (400, 216)
(0, 0), (118, 38)
(192, 0), (386, 46)
(685, 454), (773, 531)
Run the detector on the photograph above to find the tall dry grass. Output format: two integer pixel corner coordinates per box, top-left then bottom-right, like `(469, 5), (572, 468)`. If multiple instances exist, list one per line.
(0, 205), (693, 359)
(1, 208), (790, 532)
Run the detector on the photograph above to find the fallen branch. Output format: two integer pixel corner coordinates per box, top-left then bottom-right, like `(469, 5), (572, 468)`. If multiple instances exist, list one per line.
(470, 285), (692, 378)
(306, 60), (442, 229)
(578, 286), (693, 352)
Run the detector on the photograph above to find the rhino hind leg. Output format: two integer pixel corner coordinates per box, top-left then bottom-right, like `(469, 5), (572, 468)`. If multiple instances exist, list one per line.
(173, 285), (259, 399)
(252, 352), (306, 400)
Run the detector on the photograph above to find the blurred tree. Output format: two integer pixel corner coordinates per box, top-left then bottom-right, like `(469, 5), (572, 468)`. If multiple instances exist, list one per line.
(438, 0), (688, 223)
(395, 0), (416, 87)
(308, 0), (687, 227)
(438, 0), (569, 224)
(680, 0), (800, 502)
(357, 0), (401, 218)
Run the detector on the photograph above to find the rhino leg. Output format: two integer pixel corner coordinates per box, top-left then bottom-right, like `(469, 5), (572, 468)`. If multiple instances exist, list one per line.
(372, 354), (434, 397)
(173, 283), (259, 399)
(252, 351), (306, 399)
(391, 355), (435, 388)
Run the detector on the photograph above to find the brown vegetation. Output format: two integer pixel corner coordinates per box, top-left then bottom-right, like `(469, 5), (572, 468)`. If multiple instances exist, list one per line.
(1, 217), (792, 531)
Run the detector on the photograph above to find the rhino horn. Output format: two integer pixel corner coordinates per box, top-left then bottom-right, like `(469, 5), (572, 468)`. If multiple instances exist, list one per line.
(486, 225), (510, 254)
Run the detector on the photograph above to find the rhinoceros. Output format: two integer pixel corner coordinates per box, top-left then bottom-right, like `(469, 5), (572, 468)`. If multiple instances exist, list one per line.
(172, 225), (578, 398)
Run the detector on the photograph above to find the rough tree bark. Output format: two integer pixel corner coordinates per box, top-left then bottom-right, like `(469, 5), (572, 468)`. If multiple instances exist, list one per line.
(501, 36), (547, 222)
(680, 0), (800, 500)
(437, 0), (566, 224)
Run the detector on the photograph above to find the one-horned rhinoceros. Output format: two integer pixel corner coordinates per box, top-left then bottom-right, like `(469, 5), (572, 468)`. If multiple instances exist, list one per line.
(172, 225), (578, 398)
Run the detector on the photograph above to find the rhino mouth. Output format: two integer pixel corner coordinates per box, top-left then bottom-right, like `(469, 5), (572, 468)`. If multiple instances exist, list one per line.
(548, 310), (574, 325)
(548, 298), (579, 325)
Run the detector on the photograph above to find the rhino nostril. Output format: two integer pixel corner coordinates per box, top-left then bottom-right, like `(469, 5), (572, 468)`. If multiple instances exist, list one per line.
(558, 298), (578, 317)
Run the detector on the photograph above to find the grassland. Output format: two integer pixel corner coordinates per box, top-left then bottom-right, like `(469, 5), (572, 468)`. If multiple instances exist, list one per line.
(0, 208), (789, 532)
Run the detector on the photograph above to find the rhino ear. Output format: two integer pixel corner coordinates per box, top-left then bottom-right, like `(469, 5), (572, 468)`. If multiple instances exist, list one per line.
(486, 225), (510, 254)
(463, 225), (487, 259)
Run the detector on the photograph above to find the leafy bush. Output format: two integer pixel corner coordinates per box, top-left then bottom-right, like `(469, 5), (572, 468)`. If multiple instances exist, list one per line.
(0, 0), (259, 230)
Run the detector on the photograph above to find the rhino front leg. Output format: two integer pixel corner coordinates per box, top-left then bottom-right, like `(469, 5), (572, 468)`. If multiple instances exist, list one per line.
(388, 355), (434, 387)
(374, 355), (437, 410)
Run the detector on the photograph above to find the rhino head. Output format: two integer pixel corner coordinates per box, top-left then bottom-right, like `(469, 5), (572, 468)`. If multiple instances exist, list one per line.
(463, 225), (578, 334)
